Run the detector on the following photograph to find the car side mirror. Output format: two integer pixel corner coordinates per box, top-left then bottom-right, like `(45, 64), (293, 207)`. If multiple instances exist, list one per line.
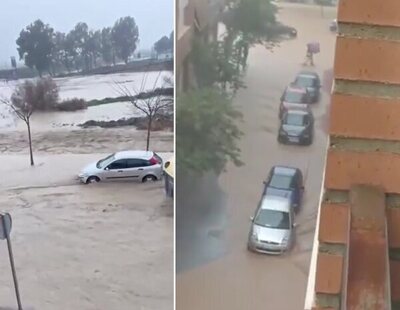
(250, 216), (254, 222)
(263, 181), (267, 185)
(293, 223), (298, 228)
(105, 167), (110, 171)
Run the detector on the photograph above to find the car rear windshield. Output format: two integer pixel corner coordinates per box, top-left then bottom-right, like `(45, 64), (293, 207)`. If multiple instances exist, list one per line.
(284, 113), (306, 126)
(96, 154), (115, 169)
(295, 76), (316, 87)
(284, 90), (305, 103)
(254, 209), (290, 229)
(269, 174), (293, 189)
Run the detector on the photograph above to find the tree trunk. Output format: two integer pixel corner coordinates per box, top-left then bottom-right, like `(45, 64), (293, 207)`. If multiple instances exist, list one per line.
(27, 120), (34, 166)
(146, 117), (153, 151)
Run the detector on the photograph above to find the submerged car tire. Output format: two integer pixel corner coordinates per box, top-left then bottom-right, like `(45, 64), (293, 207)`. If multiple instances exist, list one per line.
(86, 176), (100, 184)
(142, 175), (157, 183)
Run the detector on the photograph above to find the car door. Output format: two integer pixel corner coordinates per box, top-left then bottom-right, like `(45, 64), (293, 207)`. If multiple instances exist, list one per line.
(104, 159), (128, 181)
(125, 158), (150, 180)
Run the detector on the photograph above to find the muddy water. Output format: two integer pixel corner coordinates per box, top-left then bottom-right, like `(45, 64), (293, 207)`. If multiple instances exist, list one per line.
(0, 71), (172, 131)
(176, 3), (337, 310)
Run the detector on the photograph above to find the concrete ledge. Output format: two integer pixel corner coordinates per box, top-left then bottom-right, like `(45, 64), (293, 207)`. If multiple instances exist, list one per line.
(335, 79), (400, 99)
(330, 137), (400, 154)
(339, 23), (400, 41)
(324, 189), (349, 203)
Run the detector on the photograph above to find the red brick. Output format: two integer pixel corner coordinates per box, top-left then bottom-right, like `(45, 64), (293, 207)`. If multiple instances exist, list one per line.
(335, 37), (400, 85)
(330, 94), (400, 140)
(325, 150), (400, 193)
(338, 0), (400, 27)
(391, 260), (400, 301)
(315, 253), (343, 294)
(387, 208), (400, 248)
(319, 203), (349, 244)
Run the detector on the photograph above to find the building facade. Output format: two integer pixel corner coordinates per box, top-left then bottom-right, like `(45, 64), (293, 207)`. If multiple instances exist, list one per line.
(305, 0), (400, 309)
(176, 0), (225, 92)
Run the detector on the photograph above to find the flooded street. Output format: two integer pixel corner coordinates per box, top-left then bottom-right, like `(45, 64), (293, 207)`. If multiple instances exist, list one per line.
(176, 3), (336, 309)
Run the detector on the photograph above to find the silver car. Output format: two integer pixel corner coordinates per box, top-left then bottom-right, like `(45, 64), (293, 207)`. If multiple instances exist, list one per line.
(78, 150), (163, 184)
(248, 195), (296, 255)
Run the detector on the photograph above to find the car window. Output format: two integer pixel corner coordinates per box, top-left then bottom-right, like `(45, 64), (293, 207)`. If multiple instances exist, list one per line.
(284, 90), (306, 103)
(254, 209), (290, 229)
(97, 153), (115, 169)
(107, 159), (127, 170)
(284, 113), (306, 126)
(126, 158), (149, 168)
(295, 76), (315, 88)
(269, 173), (293, 189)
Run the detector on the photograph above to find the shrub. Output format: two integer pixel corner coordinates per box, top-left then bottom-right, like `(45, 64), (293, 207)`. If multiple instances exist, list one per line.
(11, 77), (59, 111)
(56, 98), (87, 111)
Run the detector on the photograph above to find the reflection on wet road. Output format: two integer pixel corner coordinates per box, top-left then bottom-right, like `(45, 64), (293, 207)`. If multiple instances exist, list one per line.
(177, 3), (337, 310)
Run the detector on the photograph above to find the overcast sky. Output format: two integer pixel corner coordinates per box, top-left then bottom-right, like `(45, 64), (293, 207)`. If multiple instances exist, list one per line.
(0, 0), (173, 66)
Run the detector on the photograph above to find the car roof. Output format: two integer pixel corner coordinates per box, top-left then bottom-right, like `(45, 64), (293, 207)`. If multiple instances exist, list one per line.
(297, 71), (319, 79)
(286, 85), (307, 93)
(285, 109), (310, 116)
(260, 196), (291, 212)
(272, 165), (299, 176)
(114, 150), (154, 160)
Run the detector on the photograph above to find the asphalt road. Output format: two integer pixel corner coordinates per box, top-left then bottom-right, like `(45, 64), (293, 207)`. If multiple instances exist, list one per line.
(177, 3), (337, 310)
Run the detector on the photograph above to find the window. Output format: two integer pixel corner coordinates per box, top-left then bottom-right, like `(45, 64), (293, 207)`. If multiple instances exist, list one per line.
(107, 159), (127, 170)
(97, 153), (115, 169)
(126, 158), (149, 168)
(295, 76), (316, 88)
(284, 113), (306, 126)
(284, 90), (306, 103)
(269, 174), (293, 190)
(254, 209), (290, 229)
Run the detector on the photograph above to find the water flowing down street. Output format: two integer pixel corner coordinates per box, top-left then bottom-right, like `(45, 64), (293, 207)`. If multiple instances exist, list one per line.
(177, 3), (336, 309)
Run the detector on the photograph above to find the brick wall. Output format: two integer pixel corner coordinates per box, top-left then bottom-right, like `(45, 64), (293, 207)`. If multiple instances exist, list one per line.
(312, 0), (400, 308)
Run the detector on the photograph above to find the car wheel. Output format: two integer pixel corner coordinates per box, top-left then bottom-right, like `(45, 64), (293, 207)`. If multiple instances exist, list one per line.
(86, 176), (100, 184)
(142, 175), (157, 183)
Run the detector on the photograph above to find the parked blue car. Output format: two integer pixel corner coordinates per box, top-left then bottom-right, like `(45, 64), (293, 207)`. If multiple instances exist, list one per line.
(263, 166), (304, 211)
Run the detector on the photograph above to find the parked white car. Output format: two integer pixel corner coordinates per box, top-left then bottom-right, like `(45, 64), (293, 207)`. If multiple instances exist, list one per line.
(78, 151), (163, 184)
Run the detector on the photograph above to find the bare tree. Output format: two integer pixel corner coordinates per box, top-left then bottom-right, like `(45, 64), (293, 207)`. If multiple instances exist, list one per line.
(114, 71), (173, 151)
(0, 78), (57, 166)
(0, 96), (35, 166)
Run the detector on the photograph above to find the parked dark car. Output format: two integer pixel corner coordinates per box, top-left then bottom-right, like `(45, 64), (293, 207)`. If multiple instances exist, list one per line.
(278, 109), (314, 145)
(262, 166), (304, 211)
(293, 71), (321, 103)
(279, 85), (312, 118)
(271, 23), (297, 38)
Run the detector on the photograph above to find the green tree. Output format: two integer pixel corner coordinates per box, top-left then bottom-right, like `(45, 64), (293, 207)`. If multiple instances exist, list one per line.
(101, 27), (115, 65)
(86, 30), (102, 69)
(112, 17), (139, 64)
(16, 20), (55, 77)
(177, 89), (243, 175)
(154, 35), (171, 55)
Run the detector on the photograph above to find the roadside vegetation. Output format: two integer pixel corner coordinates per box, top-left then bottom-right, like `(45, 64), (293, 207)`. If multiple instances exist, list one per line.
(177, 0), (287, 175)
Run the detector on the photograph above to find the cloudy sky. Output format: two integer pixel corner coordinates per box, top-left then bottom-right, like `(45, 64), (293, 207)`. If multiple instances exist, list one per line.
(0, 0), (173, 66)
